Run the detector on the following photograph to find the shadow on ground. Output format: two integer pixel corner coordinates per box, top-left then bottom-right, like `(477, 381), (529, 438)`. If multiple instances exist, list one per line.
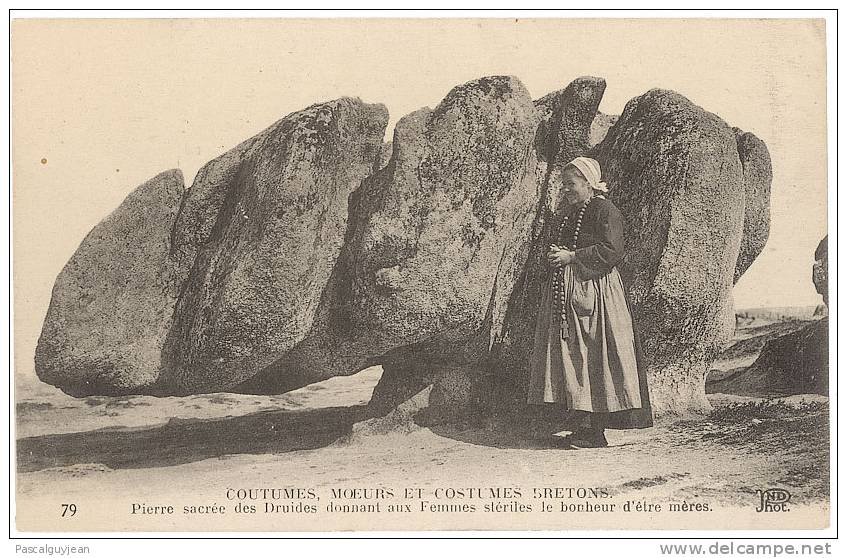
(421, 405), (583, 450)
(17, 404), (372, 473)
(17, 400), (589, 472)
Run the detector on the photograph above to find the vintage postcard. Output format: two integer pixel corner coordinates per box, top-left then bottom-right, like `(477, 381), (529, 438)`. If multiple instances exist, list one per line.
(11, 15), (833, 534)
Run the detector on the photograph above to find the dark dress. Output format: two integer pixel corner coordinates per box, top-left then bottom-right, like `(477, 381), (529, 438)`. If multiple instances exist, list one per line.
(527, 196), (653, 429)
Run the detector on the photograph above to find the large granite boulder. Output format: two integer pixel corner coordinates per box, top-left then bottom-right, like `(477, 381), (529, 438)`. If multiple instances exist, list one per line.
(37, 99), (389, 396)
(734, 130), (772, 282)
(240, 76), (542, 396)
(591, 89), (756, 414)
(350, 76), (539, 351)
(814, 235), (828, 305)
(35, 170), (186, 396)
(36, 77), (773, 421)
(159, 98), (388, 393)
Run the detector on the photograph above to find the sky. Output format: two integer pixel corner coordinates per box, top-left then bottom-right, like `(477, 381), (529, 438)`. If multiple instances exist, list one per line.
(11, 17), (829, 372)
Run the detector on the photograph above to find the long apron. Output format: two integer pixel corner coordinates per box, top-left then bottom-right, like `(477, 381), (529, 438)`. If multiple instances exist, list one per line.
(527, 263), (643, 413)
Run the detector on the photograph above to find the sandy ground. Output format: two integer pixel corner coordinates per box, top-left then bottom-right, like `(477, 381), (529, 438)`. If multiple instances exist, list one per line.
(14, 318), (831, 533)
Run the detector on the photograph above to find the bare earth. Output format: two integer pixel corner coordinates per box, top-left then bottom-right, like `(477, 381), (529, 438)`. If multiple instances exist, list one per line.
(15, 317), (830, 532)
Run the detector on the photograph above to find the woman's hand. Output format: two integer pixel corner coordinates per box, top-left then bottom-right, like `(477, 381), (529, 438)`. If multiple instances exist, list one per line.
(547, 245), (575, 268)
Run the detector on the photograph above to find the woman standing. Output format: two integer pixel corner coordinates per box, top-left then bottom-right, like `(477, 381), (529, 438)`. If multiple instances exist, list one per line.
(528, 157), (653, 448)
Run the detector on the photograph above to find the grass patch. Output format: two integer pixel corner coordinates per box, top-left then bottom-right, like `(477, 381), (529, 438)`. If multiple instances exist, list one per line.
(708, 400), (828, 422)
(620, 473), (689, 490)
(669, 399), (830, 499)
(675, 400), (829, 448)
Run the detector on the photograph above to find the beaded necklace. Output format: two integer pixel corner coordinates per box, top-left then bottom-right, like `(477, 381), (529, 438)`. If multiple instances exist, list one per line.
(551, 196), (593, 339)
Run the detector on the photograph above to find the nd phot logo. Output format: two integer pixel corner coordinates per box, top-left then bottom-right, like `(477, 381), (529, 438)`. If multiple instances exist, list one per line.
(755, 488), (791, 512)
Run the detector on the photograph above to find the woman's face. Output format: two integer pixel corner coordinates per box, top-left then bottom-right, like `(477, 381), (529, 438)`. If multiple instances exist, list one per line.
(560, 166), (593, 206)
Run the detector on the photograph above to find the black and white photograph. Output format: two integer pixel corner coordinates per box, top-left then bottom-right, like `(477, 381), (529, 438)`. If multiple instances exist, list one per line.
(9, 12), (835, 537)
